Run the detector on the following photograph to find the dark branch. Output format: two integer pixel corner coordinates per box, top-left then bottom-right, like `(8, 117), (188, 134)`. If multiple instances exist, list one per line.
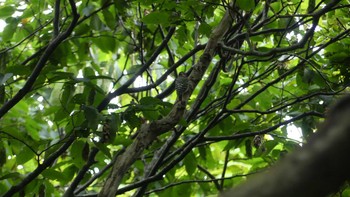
(0, 0), (79, 119)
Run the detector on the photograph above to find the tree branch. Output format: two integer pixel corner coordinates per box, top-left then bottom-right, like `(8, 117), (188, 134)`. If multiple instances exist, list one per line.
(3, 134), (76, 197)
(220, 95), (350, 197)
(0, 0), (79, 119)
(53, 0), (61, 37)
(203, 111), (322, 142)
(98, 2), (235, 196)
(97, 27), (176, 111)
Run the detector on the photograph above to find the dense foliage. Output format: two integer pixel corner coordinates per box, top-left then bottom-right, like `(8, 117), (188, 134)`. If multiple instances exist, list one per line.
(0, 0), (350, 196)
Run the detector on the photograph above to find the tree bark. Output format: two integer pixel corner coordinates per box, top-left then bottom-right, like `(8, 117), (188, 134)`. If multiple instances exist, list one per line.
(98, 3), (235, 197)
(220, 95), (350, 197)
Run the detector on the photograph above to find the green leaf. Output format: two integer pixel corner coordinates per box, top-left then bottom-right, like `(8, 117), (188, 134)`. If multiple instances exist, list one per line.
(223, 140), (235, 151)
(109, 113), (120, 133)
(42, 169), (68, 183)
(25, 118), (41, 141)
(139, 97), (161, 105)
(61, 83), (75, 107)
(114, 135), (132, 146)
(270, 2), (281, 12)
(90, 14), (104, 30)
(93, 37), (116, 53)
(2, 20), (18, 41)
(178, 117), (188, 127)
(70, 140), (86, 167)
(219, 77), (232, 86)
(82, 5), (95, 16)
(74, 23), (90, 36)
(198, 146), (207, 160)
(73, 93), (86, 105)
(84, 105), (100, 131)
(83, 67), (95, 78)
(142, 109), (159, 121)
(16, 146), (36, 165)
(62, 165), (79, 181)
(102, 9), (116, 29)
(219, 116), (234, 135)
(142, 11), (170, 25)
(172, 180), (192, 195)
(123, 109), (141, 130)
(47, 71), (74, 82)
(94, 142), (112, 159)
(183, 151), (197, 176)
(0, 172), (21, 180)
(54, 108), (70, 122)
(236, 0), (255, 11)
(198, 22), (212, 37)
(263, 140), (279, 154)
(5, 65), (31, 76)
(0, 6), (15, 18)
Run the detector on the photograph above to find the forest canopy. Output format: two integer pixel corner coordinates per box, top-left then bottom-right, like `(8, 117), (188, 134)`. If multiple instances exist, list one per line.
(0, 0), (350, 196)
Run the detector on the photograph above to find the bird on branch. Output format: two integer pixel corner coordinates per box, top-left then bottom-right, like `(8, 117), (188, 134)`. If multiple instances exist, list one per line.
(175, 72), (189, 102)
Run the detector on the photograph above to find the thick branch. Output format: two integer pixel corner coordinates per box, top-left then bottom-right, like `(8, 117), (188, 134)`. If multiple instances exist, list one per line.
(220, 95), (350, 197)
(98, 3), (235, 196)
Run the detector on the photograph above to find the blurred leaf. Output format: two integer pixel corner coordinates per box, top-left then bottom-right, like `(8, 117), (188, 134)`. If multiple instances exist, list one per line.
(2, 19), (18, 41)
(82, 142), (90, 161)
(42, 169), (68, 183)
(84, 105), (100, 131)
(184, 151), (197, 176)
(61, 83), (75, 108)
(198, 146), (207, 160)
(90, 14), (104, 30)
(93, 37), (117, 53)
(0, 143), (7, 167)
(198, 22), (212, 37)
(123, 109), (141, 130)
(62, 165), (79, 181)
(0, 73), (12, 85)
(83, 67), (96, 78)
(74, 23), (90, 36)
(16, 146), (36, 165)
(141, 109), (159, 121)
(245, 139), (253, 158)
(236, 0), (255, 11)
(0, 6), (15, 18)
(139, 97), (161, 105)
(102, 9), (116, 29)
(0, 172), (21, 180)
(94, 142), (112, 159)
(70, 140), (86, 167)
(142, 11), (170, 25)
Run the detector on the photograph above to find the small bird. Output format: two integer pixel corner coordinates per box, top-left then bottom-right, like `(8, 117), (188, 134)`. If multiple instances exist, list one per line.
(253, 135), (263, 149)
(175, 72), (189, 102)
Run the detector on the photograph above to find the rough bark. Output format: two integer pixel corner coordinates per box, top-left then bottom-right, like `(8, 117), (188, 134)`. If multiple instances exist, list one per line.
(220, 95), (350, 197)
(98, 3), (235, 197)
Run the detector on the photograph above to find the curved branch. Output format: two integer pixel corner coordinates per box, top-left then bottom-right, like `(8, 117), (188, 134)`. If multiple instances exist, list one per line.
(98, 2), (235, 196)
(0, 0), (79, 119)
(125, 44), (206, 94)
(3, 134), (76, 197)
(203, 111), (322, 142)
(97, 27), (176, 112)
